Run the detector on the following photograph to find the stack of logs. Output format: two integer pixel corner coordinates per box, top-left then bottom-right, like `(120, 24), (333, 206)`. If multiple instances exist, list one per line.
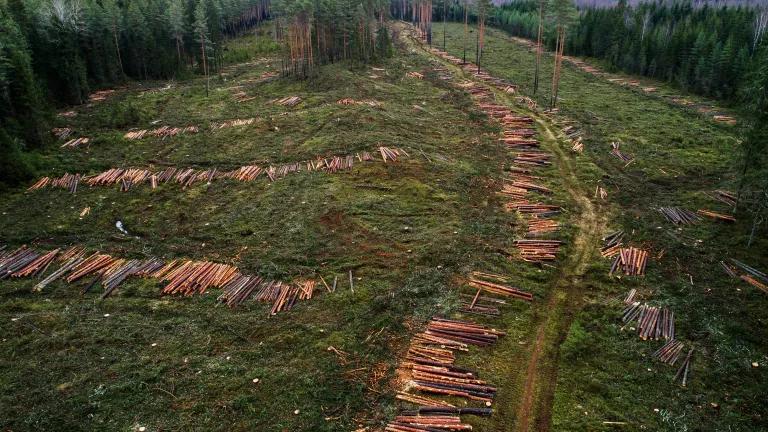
(462, 272), (533, 316)
(658, 207), (700, 225)
(124, 125), (199, 140)
(210, 118), (257, 130)
(600, 230), (624, 257)
(610, 247), (649, 276)
(697, 209), (736, 223)
(28, 147), (406, 193)
(274, 96), (301, 107)
(387, 317), (502, 431)
(621, 302), (675, 340)
(0, 245), (324, 314)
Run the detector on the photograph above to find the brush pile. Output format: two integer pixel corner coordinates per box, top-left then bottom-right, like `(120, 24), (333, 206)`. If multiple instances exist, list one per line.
(210, 118), (257, 130)
(722, 259), (768, 294)
(609, 247), (649, 276)
(697, 209), (735, 222)
(274, 96), (302, 106)
(658, 207), (700, 225)
(28, 147), (407, 193)
(610, 142), (634, 163)
(124, 125), (199, 140)
(0, 245), (322, 313)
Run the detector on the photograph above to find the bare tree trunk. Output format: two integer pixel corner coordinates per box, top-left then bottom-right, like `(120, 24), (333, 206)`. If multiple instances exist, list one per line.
(113, 26), (124, 77)
(200, 33), (209, 97)
(463, 3), (468, 63)
(534, 1), (544, 95)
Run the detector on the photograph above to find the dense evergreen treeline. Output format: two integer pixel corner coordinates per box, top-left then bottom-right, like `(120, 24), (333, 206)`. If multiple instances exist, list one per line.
(493, 0), (767, 100)
(0, 0), (269, 185)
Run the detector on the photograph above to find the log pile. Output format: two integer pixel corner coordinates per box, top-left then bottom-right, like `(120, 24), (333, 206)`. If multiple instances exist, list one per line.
(621, 302), (675, 341)
(61, 137), (90, 148)
(653, 339), (686, 365)
(658, 207), (700, 225)
(274, 96), (302, 106)
(406, 71), (424, 79)
(1, 245), (323, 313)
(525, 216), (559, 236)
(124, 125), (199, 140)
(28, 147), (407, 193)
(466, 274), (533, 302)
(600, 230), (624, 257)
(610, 142), (634, 163)
(513, 239), (562, 262)
(696, 209), (735, 223)
(210, 118), (257, 130)
(52, 128), (73, 140)
(387, 313), (503, 429)
(609, 247), (648, 276)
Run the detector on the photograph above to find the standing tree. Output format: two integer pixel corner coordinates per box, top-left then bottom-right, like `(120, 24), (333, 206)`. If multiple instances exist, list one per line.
(533, 0), (545, 94)
(103, 0), (124, 77)
(462, 0), (468, 63)
(547, 0), (575, 109)
(167, 0), (186, 67)
(475, 0), (490, 72)
(193, 0), (212, 96)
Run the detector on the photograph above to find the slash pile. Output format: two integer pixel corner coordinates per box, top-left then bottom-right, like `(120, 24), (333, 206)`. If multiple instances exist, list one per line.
(657, 207), (700, 225)
(124, 125), (199, 140)
(609, 247), (649, 276)
(28, 147), (407, 193)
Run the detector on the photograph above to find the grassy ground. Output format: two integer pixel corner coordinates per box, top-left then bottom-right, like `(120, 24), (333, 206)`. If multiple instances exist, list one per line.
(0, 27), (557, 432)
(431, 22), (768, 432)
(1, 22), (766, 432)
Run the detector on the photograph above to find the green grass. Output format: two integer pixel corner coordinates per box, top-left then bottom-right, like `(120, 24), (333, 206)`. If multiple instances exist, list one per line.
(1, 23), (766, 432)
(0, 29), (551, 431)
(434, 22), (768, 431)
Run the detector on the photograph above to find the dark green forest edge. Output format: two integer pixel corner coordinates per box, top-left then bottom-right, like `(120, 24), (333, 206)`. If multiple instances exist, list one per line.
(0, 0), (766, 431)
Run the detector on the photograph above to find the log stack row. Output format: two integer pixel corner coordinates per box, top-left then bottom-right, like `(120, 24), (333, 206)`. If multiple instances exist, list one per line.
(28, 147), (406, 193)
(0, 244), (322, 314)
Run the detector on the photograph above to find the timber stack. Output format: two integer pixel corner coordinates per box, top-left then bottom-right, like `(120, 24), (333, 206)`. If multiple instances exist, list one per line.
(722, 259), (768, 294)
(0, 244), (323, 314)
(386, 317), (503, 431)
(658, 207), (701, 225)
(609, 247), (649, 276)
(27, 147), (407, 193)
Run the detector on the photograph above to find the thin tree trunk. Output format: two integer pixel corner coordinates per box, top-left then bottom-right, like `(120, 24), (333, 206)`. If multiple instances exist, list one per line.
(534, 1), (543, 95)
(463, 4), (468, 63)
(113, 26), (124, 77)
(201, 34), (209, 97)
